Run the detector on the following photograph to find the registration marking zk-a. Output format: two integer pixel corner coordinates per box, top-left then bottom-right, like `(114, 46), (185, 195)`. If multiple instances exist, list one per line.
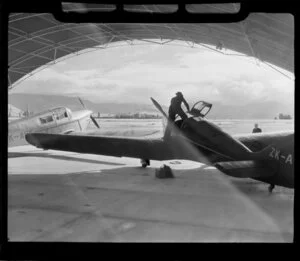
(269, 147), (293, 165)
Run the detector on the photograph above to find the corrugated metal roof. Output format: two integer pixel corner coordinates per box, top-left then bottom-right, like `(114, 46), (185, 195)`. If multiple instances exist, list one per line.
(8, 4), (294, 89)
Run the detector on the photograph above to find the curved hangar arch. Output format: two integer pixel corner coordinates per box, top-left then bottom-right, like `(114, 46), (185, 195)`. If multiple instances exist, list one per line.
(8, 4), (294, 89)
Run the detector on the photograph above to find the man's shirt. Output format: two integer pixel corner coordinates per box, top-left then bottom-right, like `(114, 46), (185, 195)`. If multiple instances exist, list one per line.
(252, 127), (262, 133)
(170, 96), (189, 111)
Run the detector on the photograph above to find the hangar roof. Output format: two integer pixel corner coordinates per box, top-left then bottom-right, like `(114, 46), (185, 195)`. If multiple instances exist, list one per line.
(8, 3), (294, 89)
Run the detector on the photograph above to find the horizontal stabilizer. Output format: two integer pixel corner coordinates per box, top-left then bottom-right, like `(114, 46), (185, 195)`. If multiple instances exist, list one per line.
(214, 160), (275, 178)
(251, 144), (274, 161)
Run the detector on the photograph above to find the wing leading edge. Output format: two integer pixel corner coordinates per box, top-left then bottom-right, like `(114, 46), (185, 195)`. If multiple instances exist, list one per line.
(26, 133), (170, 160)
(25, 132), (212, 163)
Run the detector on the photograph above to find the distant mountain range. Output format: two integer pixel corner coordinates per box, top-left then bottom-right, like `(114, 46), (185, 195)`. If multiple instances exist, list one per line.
(9, 93), (165, 115)
(9, 93), (294, 119)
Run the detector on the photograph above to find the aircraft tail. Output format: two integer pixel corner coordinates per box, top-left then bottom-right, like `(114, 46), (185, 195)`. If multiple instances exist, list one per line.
(215, 145), (278, 179)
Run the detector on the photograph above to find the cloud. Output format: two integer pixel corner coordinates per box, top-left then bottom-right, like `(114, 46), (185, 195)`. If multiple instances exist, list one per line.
(11, 43), (294, 108)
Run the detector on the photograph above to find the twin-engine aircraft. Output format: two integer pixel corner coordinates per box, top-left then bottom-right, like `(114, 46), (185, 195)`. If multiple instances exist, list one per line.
(25, 98), (294, 192)
(8, 98), (99, 147)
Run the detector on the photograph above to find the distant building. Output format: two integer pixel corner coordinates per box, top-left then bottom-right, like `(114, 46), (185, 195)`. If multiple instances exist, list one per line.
(92, 113), (116, 118)
(91, 112), (102, 118)
(278, 113), (292, 119)
(115, 112), (161, 119)
(8, 104), (24, 118)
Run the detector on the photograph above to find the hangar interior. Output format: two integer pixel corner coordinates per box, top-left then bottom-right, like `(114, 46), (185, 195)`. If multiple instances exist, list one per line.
(6, 3), (294, 243)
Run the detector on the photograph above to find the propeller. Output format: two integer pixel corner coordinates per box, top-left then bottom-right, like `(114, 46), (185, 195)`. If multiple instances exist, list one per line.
(150, 97), (213, 164)
(78, 97), (100, 129)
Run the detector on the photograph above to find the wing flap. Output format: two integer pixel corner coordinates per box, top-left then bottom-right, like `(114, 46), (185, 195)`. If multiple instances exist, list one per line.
(214, 160), (275, 178)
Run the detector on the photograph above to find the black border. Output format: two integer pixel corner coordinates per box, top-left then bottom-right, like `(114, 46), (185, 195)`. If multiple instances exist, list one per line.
(1, 0), (298, 259)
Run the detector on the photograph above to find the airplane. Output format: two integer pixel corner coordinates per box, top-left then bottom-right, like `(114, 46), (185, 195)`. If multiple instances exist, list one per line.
(25, 97), (294, 193)
(8, 98), (100, 147)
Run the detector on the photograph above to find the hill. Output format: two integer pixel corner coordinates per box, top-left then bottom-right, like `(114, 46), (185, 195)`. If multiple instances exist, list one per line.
(8, 93), (165, 115)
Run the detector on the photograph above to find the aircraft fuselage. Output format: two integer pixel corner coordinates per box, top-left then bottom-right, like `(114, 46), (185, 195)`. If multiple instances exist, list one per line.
(237, 132), (294, 188)
(9, 107), (92, 147)
(176, 117), (294, 188)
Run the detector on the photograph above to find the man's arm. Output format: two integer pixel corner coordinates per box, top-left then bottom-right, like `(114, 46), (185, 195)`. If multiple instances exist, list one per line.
(182, 98), (190, 111)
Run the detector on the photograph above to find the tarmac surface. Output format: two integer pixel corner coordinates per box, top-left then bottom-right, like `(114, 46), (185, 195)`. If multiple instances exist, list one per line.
(8, 145), (294, 242)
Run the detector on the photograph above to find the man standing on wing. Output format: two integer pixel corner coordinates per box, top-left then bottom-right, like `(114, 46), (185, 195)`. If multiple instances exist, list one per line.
(164, 92), (190, 140)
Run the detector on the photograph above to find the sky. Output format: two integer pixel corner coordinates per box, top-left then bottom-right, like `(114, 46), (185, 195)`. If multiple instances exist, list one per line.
(11, 40), (294, 107)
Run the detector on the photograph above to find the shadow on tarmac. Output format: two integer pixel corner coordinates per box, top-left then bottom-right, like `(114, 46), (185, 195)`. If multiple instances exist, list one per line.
(8, 151), (125, 166)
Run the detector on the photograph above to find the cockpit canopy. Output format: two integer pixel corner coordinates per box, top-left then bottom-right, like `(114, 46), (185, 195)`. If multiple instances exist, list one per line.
(190, 101), (212, 118)
(173, 100), (212, 130)
(39, 107), (71, 125)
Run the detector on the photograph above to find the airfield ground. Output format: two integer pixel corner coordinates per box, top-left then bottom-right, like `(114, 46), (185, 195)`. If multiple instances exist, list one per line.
(8, 119), (294, 242)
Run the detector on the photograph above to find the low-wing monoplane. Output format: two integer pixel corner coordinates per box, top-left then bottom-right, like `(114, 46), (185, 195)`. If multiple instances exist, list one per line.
(25, 98), (294, 192)
(9, 98), (99, 147)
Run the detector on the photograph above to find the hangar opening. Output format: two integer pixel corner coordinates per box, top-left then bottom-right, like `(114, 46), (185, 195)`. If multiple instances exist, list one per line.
(8, 3), (294, 90)
(6, 3), (294, 243)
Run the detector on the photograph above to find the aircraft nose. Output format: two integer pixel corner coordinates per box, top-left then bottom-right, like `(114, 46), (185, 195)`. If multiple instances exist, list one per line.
(82, 110), (92, 117)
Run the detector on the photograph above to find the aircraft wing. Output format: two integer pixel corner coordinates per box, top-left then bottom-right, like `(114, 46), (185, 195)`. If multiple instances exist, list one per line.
(25, 132), (212, 164)
(214, 160), (276, 178)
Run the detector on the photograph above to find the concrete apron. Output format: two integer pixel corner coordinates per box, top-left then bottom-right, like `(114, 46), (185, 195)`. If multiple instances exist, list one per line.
(8, 146), (294, 242)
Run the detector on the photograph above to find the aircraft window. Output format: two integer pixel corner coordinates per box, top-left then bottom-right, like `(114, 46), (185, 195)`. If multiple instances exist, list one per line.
(193, 117), (202, 122)
(56, 111), (68, 120)
(191, 101), (212, 117)
(39, 115), (54, 124)
(53, 108), (69, 121)
(200, 106), (210, 116)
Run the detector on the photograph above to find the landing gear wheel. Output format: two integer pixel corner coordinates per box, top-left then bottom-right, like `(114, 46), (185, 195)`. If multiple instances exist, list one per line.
(268, 184), (275, 193)
(141, 159), (150, 168)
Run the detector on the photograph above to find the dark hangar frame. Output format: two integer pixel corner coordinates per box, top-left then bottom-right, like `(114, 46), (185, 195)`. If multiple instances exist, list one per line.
(0, 0), (297, 259)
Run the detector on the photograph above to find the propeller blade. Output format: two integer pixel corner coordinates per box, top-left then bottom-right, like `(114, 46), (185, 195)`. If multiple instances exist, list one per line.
(77, 97), (100, 128)
(78, 97), (86, 109)
(90, 115), (100, 129)
(150, 97), (235, 161)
